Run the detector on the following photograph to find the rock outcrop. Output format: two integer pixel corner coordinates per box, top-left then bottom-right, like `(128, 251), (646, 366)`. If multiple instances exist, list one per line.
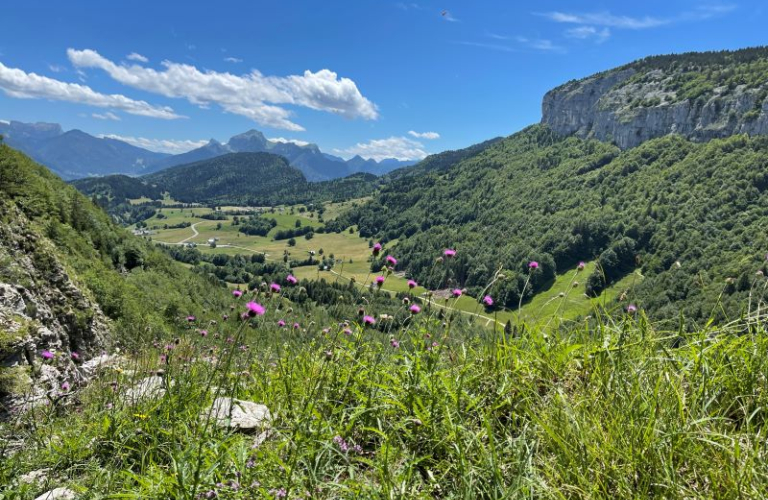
(541, 50), (768, 149)
(0, 205), (112, 416)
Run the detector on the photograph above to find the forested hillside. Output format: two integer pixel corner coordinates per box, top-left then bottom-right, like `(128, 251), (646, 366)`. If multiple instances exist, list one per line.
(333, 125), (768, 323)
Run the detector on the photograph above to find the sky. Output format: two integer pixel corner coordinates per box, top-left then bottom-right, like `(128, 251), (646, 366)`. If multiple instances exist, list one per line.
(0, 0), (765, 160)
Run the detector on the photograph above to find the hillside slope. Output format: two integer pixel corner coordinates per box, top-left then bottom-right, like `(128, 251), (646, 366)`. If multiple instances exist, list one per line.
(0, 145), (229, 414)
(542, 46), (768, 148)
(335, 125), (768, 323)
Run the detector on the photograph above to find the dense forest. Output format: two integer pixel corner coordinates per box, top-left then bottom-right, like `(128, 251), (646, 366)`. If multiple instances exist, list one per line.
(331, 125), (768, 323)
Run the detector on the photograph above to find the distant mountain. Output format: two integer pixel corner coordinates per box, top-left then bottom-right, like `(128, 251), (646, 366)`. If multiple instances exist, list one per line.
(145, 129), (418, 181)
(0, 120), (168, 179)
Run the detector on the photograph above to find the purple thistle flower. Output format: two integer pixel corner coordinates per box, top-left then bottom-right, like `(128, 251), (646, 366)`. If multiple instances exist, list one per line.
(293, 322), (300, 330)
(409, 304), (421, 314)
(363, 315), (376, 326)
(444, 248), (456, 258)
(372, 242), (382, 256)
(232, 290), (243, 298)
(246, 302), (266, 316)
(407, 279), (417, 289)
(277, 319), (286, 327)
(200, 330), (208, 337)
(187, 315), (196, 322)
(390, 338), (400, 349)
(41, 350), (54, 360)
(70, 352), (80, 360)
(452, 288), (462, 297)
(61, 381), (70, 391)
(577, 261), (586, 271)
(286, 274), (298, 285)
(483, 295), (494, 306)
(343, 328), (353, 335)
(627, 304), (638, 314)
(528, 261), (539, 270)
(385, 255), (398, 266)
(270, 283), (281, 293)
(375, 276), (385, 286)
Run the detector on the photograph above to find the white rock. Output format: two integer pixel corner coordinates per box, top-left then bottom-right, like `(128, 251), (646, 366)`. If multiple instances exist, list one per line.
(123, 376), (166, 403)
(19, 468), (49, 484)
(34, 488), (77, 500)
(203, 397), (272, 431)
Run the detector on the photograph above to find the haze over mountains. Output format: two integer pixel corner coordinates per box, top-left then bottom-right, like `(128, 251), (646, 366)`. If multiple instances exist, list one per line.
(0, 120), (415, 181)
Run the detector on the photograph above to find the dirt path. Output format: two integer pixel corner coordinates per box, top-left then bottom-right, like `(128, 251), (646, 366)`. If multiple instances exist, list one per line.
(178, 222), (202, 244)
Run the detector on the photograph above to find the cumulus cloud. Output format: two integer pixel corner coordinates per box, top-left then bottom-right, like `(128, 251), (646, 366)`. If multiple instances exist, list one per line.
(335, 136), (428, 162)
(67, 48), (379, 131)
(0, 61), (182, 119)
(126, 52), (149, 63)
(269, 137), (310, 147)
(224, 57), (243, 63)
(408, 130), (440, 140)
(99, 134), (208, 154)
(92, 111), (121, 121)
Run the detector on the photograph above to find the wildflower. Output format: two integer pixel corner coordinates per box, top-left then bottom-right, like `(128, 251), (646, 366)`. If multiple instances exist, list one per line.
(222, 314), (229, 321)
(41, 350), (54, 360)
(444, 248), (456, 258)
(627, 304), (637, 314)
(273, 488), (287, 498)
(232, 290), (243, 298)
(452, 288), (462, 297)
(293, 322), (300, 330)
(363, 315), (376, 326)
(71, 352), (80, 360)
(375, 276), (385, 286)
(577, 261), (586, 271)
(343, 328), (353, 335)
(187, 315), (196, 322)
(386, 255), (398, 266)
(528, 261), (539, 270)
(133, 413), (149, 420)
(409, 304), (421, 314)
(61, 381), (70, 391)
(286, 274), (298, 285)
(200, 330), (208, 337)
(483, 295), (494, 306)
(390, 338), (400, 348)
(270, 283), (281, 293)
(277, 319), (286, 327)
(372, 242), (382, 255)
(246, 302), (266, 316)
(408, 279), (417, 288)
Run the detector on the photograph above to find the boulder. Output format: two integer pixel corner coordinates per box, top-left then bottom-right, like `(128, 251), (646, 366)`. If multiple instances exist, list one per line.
(34, 488), (77, 500)
(203, 397), (271, 431)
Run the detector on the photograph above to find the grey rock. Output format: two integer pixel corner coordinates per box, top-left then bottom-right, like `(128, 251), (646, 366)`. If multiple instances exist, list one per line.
(19, 468), (50, 484)
(203, 397), (272, 431)
(34, 488), (77, 500)
(123, 376), (167, 403)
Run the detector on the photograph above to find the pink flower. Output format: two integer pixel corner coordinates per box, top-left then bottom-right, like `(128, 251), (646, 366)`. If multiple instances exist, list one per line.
(372, 243), (382, 256)
(71, 352), (80, 360)
(246, 302), (266, 316)
(577, 261), (586, 271)
(293, 322), (300, 330)
(386, 255), (398, 266)
(277, 319), (286, 327)
(270, 283), (281, 293)
(343, 328), (353, 335)
(407, 279), (417, 289)
(390, 339), (400, 349)
(186, 315), (196, 322)
(483, 295), (494, 306)
(409, 304), (421, 314)
(375, 276), (385, 286)
(363, 315), (376, 326)
(444, 249), (456, 258)
(286, 274), (298, 285)
(200, 330), (208, 337)
(452, 289), (462, 297)
(627, 304), (637, 314)
(61, 382), (70, 392)
(232, 290), (243, 298)
(528, 261), (539, 270)
(41, 350), (54, 360)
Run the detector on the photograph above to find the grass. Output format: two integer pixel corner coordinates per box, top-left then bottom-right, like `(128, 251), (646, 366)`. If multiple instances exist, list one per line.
(3, 285), (768, 499)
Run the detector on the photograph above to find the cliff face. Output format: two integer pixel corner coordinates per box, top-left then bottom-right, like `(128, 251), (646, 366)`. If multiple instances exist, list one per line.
(541, 49), (768, 149)
(0, 204), (112, 415)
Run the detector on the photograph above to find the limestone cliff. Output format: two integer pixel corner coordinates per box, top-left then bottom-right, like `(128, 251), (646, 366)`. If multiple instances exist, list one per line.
(542, 47), (768, 148)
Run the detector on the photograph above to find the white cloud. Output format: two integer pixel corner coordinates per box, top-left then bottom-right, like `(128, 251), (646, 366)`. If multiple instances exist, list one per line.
(92, 111), (121, 121)
(565, 26), (611, 42)
(540, 11), (669, 29)
(269, 137), (310, 147)
(515, 36), (563, 52)
(0, 61), (182, 119)
(126, 52), (149, 63)
(68, 48), (378, 131)
(408, 130), (440, 140)
(335, 136), (428, 162)
(224, 57), (243, 63)
(0, 119), (9, 125)
(99, 134), (208, 154)
(48, 64), (65, 73)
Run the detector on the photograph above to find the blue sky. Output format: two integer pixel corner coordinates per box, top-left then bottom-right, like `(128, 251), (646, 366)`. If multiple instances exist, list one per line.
(0, 0), (764, 159)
